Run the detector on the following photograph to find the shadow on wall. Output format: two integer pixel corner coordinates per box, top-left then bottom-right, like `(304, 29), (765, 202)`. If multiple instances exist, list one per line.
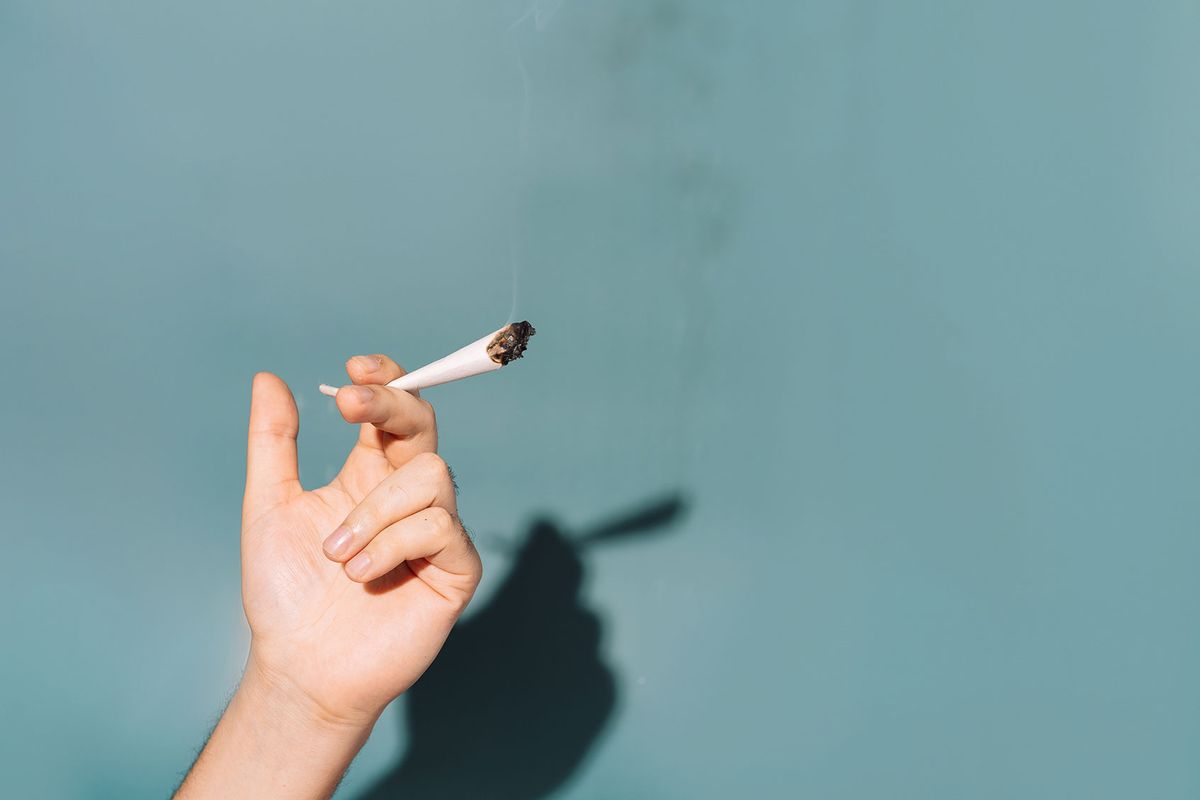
(357, 493), (688, 800)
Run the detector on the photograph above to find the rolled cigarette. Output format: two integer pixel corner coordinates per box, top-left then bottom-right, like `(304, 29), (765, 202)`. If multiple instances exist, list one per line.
(319, 321), (535, 396)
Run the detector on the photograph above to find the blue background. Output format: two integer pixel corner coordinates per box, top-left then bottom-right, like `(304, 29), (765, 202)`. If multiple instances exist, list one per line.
(3, 1), (1199, 797)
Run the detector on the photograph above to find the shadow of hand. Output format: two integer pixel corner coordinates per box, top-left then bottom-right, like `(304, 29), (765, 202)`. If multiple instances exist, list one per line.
(359, 521), (613, 799)
(358, 495), (686, 800)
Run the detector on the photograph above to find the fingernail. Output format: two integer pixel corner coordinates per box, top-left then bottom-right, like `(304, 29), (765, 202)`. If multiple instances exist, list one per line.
(345, 551), (372, 580)
(323, 527), (353, 559)
(352, 355), (382, 373)
(348, 385), (374, 404)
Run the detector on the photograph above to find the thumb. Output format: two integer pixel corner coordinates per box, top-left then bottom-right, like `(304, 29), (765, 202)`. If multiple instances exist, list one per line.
(244, 372), (301, 524)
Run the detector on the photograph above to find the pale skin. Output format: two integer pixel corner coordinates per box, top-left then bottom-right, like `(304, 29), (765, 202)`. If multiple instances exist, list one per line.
(175, 355), (483, 800)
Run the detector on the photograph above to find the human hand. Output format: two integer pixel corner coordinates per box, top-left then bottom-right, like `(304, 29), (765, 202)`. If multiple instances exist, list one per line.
(174, 358), (482, 800)
(240, 358), (482, 729)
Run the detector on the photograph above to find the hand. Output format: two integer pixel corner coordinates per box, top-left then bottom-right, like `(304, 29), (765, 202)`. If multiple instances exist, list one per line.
(175, 357), (482, 800)
(241, 357), (482, 728)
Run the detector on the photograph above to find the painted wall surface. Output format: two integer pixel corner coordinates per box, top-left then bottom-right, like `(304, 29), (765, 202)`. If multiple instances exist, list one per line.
(3, 2), (1199, 797)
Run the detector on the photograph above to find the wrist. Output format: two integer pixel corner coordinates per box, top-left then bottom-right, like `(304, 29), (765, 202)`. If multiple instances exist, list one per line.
(174, 653), (377, 799)
(239, 650), (380, 738)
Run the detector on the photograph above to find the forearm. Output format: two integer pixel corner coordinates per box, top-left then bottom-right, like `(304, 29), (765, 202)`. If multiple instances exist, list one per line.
(175, 654), (376, 800)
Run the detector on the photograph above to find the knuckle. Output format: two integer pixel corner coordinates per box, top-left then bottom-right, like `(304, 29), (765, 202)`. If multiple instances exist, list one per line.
(413, 451), (449, 482)
(383, 480), (414, 511)
(364, 533), (392, 562)
(346, 506), (375, 533)
(446, 591), (472, 616)
(250, 420), (296, 439)
(424, 505), (454, 532)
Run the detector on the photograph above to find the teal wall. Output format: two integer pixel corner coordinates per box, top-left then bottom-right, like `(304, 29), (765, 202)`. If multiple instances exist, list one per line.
(3, 2), (1200, 797)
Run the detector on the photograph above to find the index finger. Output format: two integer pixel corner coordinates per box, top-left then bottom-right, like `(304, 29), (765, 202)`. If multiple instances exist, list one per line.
(339, 352), (434, 438)
(334, 382), (436, 441)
